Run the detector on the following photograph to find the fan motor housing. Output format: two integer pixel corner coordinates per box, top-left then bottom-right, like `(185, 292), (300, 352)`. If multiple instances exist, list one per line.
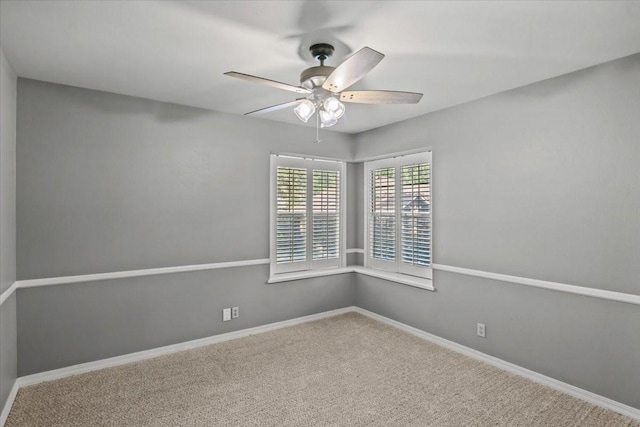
(300, 66), (335, 89)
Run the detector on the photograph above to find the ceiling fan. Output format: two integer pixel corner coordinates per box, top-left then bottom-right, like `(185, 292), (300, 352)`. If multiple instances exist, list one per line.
(224, 43), (423, 128)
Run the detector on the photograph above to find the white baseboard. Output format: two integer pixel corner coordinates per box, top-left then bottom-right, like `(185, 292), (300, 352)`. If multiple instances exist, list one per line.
(0, 380), (19, 427)
(3, 306), (638, 425)
(352, 307), (640, 422)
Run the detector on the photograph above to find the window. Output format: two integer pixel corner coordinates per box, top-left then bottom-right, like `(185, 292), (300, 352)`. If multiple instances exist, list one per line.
(365, 152), (432, 279)
(270, 155), (346, 277)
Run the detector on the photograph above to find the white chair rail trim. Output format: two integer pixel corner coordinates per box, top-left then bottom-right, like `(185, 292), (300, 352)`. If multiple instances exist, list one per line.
(346, 248), (365, 254)
(15, 259), (270, 289)
(0, 282), (18, 306)
(431, 263), (640, 306)
(2, 255), (638, 306)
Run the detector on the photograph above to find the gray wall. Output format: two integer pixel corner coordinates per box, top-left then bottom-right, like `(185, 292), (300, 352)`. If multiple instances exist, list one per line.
(354, 54), (640, 409)
(17, 79), (355, 279)
(0, 47), (18, 414)
(0, 294), (16, 414)
(16, 79), (356, 374)
(18, 268), (354, 375)
(355, 54), (640, 296)
(0, 49), (16, 295)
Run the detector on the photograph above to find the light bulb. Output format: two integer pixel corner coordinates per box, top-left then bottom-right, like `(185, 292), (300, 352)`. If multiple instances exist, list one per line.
(294, 99), (316, 123)
(319, 109), (338, 128)
(323, 97), (345, 119)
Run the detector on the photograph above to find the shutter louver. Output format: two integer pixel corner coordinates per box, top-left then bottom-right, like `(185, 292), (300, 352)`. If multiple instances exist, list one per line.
(401, 163), (431, 266)
(313, 170), (340, 260)
(276, 167), (307, 264)
(370, 167), (396, 261)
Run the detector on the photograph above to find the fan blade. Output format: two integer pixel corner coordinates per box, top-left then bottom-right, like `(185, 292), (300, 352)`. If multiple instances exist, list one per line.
(245, 99), (305, 116)
(224, 72), (311, 95)
(322, 47), (384, 92)
(340, 90), (423, 104)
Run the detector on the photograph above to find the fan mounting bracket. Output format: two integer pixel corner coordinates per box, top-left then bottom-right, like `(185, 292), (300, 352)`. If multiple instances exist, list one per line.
(310, 43), (335, 65)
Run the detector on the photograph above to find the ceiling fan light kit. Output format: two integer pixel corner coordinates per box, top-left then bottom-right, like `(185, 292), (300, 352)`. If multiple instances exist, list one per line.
(224, 43), (423, 133)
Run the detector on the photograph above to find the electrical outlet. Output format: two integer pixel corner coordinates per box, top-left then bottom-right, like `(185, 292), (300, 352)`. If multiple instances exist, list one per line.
(223, 308), (231, 322)
(477, 323), (486, 338)
(232, 306), (239, 319)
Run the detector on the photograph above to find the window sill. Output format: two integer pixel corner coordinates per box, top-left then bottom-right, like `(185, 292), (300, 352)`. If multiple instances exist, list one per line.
(267, 267), (353, 284)
(352, 267), (435, 291)
(268, 266), (435, 291)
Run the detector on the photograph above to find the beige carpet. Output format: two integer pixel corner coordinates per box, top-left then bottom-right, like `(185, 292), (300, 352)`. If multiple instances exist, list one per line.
(6, 312), (638, 426)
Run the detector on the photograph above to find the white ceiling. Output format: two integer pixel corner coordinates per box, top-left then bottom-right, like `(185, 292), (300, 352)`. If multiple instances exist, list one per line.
(2, 1), (639, 134)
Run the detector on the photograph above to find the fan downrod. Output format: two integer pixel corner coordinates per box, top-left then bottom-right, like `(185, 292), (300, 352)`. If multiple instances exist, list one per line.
(310, 43), (334, 66)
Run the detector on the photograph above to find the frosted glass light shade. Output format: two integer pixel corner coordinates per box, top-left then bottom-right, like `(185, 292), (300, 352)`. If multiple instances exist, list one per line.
(323, 97), (345, 119)
(319, 109), (338, 128)
(294, 100), (316, 123)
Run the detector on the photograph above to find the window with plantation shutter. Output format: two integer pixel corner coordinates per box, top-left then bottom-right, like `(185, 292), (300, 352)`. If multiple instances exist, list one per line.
(271, 155), (345, 277)
(365, 152), (432, 279)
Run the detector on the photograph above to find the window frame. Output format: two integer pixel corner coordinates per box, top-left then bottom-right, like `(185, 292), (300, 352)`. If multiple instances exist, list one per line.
(364, 151), (432, 280)
(270, 154), (347, 279)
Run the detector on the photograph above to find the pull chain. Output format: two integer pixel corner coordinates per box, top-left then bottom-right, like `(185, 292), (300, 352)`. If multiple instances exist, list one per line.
(314, 111), (321, 143)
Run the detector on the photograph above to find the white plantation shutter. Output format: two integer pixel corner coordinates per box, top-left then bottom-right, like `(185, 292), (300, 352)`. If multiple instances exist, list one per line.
(276, 166), (307, 269)
(399, 161), (431, 277)
(271, 155), (344, 275)
(369, 165), (396, 269)
(365, 152), (432, 279)
(312, 169), (340, 264)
